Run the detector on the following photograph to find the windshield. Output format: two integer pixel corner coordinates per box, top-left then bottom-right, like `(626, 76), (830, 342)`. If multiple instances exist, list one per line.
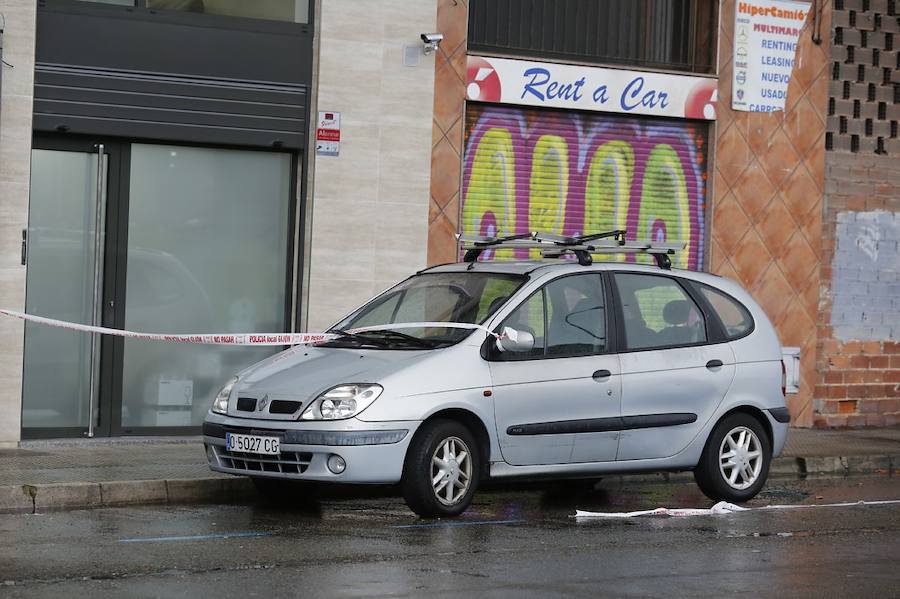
(323, 272), (526, 350)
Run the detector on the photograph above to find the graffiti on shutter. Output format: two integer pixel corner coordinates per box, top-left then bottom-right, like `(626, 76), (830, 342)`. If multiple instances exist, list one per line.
(462, 104), (707, 270)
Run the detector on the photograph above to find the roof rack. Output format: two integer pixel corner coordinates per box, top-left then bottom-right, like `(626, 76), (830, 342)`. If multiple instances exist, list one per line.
(457, 230), (684, 270)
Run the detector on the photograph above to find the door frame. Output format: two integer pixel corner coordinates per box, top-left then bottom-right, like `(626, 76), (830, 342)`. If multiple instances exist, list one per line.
(21, 135), (127, 439)
(22, 134), (301, 438)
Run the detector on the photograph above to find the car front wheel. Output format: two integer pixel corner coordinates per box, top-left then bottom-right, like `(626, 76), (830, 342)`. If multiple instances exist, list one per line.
(401, 419), (480, 517)
(694, 413), (771, 502)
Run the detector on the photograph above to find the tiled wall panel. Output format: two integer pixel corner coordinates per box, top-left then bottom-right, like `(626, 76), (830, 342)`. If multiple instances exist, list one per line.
(712, 0), (831, 427)
(427, 0), (469, 266)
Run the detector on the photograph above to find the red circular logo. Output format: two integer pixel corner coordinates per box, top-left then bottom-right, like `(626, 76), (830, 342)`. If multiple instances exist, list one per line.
(684, 79), (718, 120)
(466, 57), (502, 102)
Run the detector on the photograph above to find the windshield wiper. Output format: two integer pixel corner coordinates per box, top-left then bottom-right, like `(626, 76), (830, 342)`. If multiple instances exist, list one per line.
(324, 329), (390, 347)
(347, 328), (442, 349)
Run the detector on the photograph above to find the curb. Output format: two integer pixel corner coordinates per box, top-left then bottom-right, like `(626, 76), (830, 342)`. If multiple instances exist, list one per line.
(770, 454), (899, 476)
(0, 456), (896, 515)
(1, 477), (255, 515)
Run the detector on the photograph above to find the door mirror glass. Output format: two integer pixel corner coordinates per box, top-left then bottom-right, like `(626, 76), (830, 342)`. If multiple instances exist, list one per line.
(496, 326), (535, 353)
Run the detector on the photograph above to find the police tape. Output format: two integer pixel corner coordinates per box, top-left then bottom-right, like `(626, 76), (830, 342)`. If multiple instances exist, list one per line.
(0, 309), (496, 346)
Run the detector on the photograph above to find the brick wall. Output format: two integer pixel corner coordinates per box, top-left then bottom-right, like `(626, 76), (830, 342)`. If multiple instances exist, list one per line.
(817, 0), (900, 427)
(817, 154), (900, 427)
(826, 0), (900, 154)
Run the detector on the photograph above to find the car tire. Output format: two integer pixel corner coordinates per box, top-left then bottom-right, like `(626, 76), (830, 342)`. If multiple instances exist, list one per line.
(401, 419), (480, 518)
(694, 413), (771, 503)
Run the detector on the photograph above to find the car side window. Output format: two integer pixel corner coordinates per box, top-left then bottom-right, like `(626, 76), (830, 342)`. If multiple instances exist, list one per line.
(614, 273), (706, 350)
(545, 274), (607, 356)
(697, 284), (754, 339)
(497, 273), (607, 359)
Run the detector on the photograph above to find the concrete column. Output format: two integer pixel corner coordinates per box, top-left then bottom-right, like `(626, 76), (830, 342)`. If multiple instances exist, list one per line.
(304, 0), (437, 332)
(0, 0), (36, 447)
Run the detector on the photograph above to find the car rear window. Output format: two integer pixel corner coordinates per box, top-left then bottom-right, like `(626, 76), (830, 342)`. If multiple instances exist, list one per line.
(697, 284), (754, 339)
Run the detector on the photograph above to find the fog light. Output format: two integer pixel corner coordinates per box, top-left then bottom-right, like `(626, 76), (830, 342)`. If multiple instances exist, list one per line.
(326, 454), (346, 474)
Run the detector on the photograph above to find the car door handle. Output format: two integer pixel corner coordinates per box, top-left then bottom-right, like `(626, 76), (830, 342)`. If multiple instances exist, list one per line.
(706, 359), (724, 369)
(592, 369), (612, 380)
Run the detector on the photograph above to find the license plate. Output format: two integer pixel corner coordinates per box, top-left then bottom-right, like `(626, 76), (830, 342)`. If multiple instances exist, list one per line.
(226, 433), (280, 455)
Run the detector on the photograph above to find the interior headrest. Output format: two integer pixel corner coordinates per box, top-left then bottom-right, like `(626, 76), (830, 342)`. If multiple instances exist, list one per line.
(663, 300), (691, 325)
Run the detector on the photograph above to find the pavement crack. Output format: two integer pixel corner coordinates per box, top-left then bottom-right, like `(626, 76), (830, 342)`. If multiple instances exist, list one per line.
(22, 485), (36, 515)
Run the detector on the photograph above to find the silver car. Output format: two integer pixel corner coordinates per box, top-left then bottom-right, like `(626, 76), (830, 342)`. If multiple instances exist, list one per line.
(205, 245), (790, 517)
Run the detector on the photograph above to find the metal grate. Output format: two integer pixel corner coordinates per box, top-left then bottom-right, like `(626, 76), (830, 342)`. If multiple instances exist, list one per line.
(236, 397), (257, 412)
(467, 0), (716, 74)
(214, 446), (312, 475)
(269, 400), (301, 414)
(829, 4), (900, 154)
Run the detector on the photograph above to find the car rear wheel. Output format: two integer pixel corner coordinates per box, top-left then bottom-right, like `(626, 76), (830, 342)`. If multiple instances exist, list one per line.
(694, 413), (771, 502)
(401, 419), (480, 517)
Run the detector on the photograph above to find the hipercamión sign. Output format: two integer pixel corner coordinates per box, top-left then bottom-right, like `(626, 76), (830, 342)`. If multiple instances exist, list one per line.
(732, 0), (809, 112)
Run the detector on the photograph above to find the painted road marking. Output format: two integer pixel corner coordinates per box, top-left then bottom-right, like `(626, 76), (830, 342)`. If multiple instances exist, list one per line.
(119, 532), (271, 543)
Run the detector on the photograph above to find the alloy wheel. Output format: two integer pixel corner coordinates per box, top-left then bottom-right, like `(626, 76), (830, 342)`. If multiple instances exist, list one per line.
(718, 426), (763, 490)
(430, 436), (472, 506)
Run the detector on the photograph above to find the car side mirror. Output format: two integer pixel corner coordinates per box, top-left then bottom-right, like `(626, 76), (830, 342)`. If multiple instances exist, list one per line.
(495, 326), (535, 353)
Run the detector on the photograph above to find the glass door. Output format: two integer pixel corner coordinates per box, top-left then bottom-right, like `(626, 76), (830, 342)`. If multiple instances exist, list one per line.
(21, 140), (115, 437)
(22, 137), (295, 438)
(116, 144), (292, 433)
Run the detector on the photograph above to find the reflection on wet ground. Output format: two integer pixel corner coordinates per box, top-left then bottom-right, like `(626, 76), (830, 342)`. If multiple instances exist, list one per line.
(1, 475), (899, 597)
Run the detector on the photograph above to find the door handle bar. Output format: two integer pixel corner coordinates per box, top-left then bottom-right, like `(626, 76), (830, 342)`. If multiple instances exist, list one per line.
(87, 144), (104, 438)
(706, 359), (724, 369)
(592, 369), (612, 379)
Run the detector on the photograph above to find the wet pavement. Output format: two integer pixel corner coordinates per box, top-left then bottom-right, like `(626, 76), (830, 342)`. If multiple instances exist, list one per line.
(4, 427), (898, 486)
(1, 476), (899, 598)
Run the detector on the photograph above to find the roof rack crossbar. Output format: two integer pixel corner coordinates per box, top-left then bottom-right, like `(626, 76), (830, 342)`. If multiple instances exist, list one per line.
(457, 230), (684, 269)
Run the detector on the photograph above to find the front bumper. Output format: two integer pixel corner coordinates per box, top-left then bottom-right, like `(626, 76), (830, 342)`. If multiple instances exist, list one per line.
(203, 415), (419, 484)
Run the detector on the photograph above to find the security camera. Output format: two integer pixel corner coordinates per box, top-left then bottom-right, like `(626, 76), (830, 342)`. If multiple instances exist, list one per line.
(421, 33), (443, 54)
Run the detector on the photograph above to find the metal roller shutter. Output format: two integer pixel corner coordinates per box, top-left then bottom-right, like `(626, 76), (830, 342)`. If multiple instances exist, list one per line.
(461, 103), (708, 270)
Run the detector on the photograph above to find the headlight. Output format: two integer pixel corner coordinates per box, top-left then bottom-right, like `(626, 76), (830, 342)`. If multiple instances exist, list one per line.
(299, 384), (383, 421)
(211, 376), (238, 414)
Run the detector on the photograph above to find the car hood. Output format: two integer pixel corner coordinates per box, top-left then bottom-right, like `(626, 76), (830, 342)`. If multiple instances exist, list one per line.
(234, 345), (434, 401)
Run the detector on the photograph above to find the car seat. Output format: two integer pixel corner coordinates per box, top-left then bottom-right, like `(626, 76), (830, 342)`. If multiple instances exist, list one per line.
(657, 299), (700, 345)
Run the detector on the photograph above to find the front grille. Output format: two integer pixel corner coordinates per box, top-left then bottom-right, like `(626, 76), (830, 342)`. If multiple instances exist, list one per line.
(214, 446), (312, 475)
(269, 400), (301, 414)
(236, 397), (256, 412)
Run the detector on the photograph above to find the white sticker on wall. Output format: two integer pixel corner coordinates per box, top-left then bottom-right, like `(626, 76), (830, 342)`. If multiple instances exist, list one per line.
(316, 111), (341, 157)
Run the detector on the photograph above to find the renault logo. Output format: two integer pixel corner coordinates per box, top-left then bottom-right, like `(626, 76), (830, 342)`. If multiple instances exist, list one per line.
(257, 395), (269, 411)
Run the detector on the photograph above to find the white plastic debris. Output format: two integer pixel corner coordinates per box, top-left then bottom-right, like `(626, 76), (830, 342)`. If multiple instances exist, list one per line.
(575, 501), (747, 519)
(573, 499), (900, 519)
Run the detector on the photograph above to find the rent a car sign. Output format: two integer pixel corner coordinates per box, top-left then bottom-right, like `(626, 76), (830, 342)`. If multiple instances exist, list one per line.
(732, 0), (809, 112)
